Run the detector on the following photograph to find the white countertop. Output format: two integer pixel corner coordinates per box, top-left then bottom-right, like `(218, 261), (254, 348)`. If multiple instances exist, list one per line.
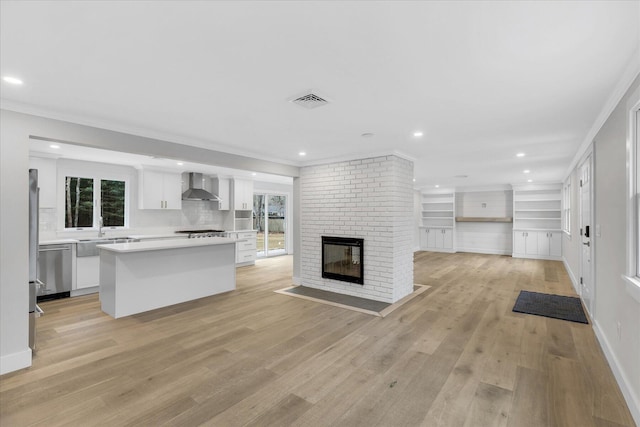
(97, 236), (237, 253)
(39, 238), (79, 245)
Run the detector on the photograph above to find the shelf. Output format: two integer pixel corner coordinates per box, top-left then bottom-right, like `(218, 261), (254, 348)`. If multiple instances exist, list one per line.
(516, 218), (560, 221)
(419, 226), (454, 229)
(456, 217), (513, 223)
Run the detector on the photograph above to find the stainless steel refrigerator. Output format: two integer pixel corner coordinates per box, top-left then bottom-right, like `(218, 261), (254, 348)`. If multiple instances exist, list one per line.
(28, 169), (43, 351)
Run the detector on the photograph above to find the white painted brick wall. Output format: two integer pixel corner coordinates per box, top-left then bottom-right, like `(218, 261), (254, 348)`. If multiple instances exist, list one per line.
(300, 155), (414, 303)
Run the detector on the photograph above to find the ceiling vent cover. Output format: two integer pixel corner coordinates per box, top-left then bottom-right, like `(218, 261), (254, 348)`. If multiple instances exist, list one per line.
(290, 92), (329, 109)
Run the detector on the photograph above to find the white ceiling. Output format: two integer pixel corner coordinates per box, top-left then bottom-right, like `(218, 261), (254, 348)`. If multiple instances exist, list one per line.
(2, 1), (639, 190)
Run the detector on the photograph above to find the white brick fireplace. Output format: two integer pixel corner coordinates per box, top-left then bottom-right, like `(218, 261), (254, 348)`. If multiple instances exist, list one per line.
(299, 155), (414, 303)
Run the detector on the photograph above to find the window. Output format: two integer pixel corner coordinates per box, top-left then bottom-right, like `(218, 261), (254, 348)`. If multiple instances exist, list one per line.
(64, 176), (127, 229)
(623, 87), (640, 303)
(562, 177), (571, 235)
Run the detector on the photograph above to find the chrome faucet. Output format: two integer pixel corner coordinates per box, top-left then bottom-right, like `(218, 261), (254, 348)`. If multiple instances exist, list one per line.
(98, 216), (105, 237)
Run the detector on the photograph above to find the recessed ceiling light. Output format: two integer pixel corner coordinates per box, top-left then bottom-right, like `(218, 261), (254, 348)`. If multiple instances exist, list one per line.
(2, 76), (23, 85)
(177, 162), (183, 166)
(251, 173), (257, 176)
(516, 153), (526, 157)
(435, 185), (440, 188)
(361, 133), (375, 138)
(413, 131), (423, 137)
(523, 169), (530, 174)
(299, 151), (306, 156)
(413, 178), (416, 182)
(527, 179), (533, 183)
(49, 144), (60, 149)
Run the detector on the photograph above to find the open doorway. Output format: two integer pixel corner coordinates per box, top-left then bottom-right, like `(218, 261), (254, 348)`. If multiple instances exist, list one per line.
(253, 193), (287, 258)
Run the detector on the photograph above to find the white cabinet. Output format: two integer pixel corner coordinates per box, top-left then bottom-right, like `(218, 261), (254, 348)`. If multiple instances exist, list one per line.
(513, 230), (561, 259)
(537, 231), (562, 257)
(233, 179), (253, 211)
(76, 255), (99, 290)
(213, 177), (230, 210)
(513, 231), (538, 256)
(513, 185), (562, 231)
(228, 231), (257, 266)
(420, 228), (454, 252)
(138, 169), (182, 210)
(421, 193), (455, 228)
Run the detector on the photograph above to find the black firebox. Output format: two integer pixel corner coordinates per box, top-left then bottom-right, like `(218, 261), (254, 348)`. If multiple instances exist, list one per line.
(321, 236), (364, 285)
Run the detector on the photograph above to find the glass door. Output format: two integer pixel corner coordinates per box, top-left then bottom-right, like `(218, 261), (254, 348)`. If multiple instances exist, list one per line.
(253, 193), (287, 258)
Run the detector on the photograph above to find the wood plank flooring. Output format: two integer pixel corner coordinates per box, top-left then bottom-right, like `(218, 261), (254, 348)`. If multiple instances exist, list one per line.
(0, 252), (635, 426)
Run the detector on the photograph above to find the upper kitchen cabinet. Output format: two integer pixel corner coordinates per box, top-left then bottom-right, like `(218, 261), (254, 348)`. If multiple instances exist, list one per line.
(213, 177), (230, 211)
(138, 169), (182, 210)
(233, 178), (253, 211)
(29, 156), (57, 208)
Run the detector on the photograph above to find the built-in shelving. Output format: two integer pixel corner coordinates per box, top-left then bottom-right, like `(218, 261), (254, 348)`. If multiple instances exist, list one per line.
(512, 184), (562, 260)
(420, 192), (456, 252)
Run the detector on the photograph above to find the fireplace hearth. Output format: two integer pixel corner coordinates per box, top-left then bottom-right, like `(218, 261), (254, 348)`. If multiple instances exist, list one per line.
(322, 236), (364, 285)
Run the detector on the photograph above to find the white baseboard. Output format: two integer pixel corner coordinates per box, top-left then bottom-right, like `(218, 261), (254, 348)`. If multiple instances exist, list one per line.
(593, 320), (640, 426)
(0, 348), (32, 375)
(562, 257), (580, 295)
(456, 247), (511, 256)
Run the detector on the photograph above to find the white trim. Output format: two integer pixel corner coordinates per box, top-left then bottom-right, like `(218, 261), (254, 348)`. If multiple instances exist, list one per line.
(453, 184), (512, 193)
(593, 320), (640, 427)
(0, 348), (32, 375)
(563, 59), (640, 182)
(456, 247), (511, 256)
(300, 150), (417, 168)
(563, 257), (580, 295)
(622, 275), (640, 304)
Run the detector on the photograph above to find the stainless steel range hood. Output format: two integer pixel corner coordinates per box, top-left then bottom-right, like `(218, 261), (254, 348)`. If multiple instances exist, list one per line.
(182, 173), (221, 201)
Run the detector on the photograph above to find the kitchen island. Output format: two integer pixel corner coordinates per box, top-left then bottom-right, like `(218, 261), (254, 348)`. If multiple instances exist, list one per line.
(98, 237), (237, 318)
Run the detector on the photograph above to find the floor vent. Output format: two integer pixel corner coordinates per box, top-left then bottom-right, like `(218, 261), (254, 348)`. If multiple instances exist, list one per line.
(290, 92), (329, 109)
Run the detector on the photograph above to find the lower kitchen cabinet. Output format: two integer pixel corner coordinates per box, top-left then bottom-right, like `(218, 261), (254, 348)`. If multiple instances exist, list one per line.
(420, 227), (454, 252)
(76, 255), (99, 290)
(228, 231), (257, 266)
(513, 230), (561, 259)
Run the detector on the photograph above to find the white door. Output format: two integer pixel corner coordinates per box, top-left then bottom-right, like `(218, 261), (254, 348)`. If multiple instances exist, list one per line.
(427, 228), (437, 248)
(524, 231), (538, 255)
(579, 154), (593, 315)
(442, 229), (453, 249)
(514, 232), (526, 254)
(549, 231), (562, 257)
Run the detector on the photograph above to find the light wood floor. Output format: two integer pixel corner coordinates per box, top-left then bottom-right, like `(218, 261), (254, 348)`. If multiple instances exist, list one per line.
(0, 252), (634, 426)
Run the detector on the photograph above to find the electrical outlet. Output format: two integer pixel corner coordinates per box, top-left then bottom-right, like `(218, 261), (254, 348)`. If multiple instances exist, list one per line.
(617, 321), (622, 340)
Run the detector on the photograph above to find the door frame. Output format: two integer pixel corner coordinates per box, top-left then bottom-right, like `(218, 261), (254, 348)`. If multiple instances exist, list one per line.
(578, 148), (595, 317)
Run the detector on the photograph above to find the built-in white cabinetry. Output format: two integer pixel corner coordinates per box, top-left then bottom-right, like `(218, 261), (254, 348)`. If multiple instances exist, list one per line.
(29, 156), (57, 208)
(213, 177), (230, 210)
(512, 184), (562, 260)
(138, 169), (182, 210)
(233, 179), (253, 211)
(420, 228), (454, 251)
(227, 230), (257, 266)
(76, 255), (99, 290)
(419, 192), (455, 253)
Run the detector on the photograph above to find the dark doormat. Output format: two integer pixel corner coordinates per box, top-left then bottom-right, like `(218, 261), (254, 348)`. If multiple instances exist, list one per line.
(512, 290), (589, 324)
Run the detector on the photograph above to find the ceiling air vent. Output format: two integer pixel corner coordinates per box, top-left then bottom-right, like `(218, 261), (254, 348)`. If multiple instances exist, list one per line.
(290, 92), (329, 109)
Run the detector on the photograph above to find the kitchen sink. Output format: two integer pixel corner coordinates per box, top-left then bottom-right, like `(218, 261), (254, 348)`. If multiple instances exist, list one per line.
(77, 237), (139, 257)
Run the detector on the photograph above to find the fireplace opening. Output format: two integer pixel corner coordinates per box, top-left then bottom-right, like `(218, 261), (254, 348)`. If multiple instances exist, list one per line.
(322, 236), (364, 285)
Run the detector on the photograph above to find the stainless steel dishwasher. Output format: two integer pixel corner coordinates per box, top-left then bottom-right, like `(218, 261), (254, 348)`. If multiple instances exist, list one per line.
(38, 243), (73, 301)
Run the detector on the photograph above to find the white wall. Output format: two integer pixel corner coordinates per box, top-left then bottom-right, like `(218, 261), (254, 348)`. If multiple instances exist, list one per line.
(300, 155), (414, 303)
(455, 190), (513, 255)
(564, 74), (640, 423)
(0, 110), (31, 374)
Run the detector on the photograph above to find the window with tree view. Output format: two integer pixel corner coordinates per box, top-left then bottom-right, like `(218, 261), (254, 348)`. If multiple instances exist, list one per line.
(65, 176), (126, 229)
